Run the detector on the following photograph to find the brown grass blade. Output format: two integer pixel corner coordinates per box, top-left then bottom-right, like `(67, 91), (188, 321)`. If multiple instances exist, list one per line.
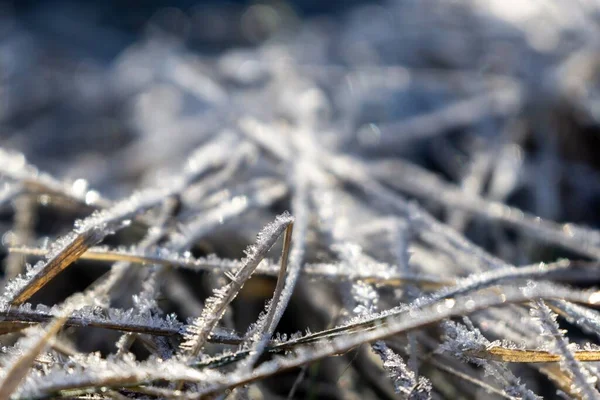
(9, 246), (453, 288)
(9, 246), (155, 265)
(0, 308), (247, 345)
(0, 314), (69, 398)
(261, 221), (294, 337)
(467, 346), (600, 363)
(10, 229), (105, 305)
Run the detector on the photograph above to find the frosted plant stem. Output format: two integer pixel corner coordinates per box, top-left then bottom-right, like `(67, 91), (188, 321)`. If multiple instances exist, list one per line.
(427, 358), (515, 399)
(193, 283), (599, 397)
(244, 115), (600, 262)
(4, 136), (240, 305)
(237, 161), (310, 368)
(4, 194), (36, 281)
(549, 300), (600, 341)
(447, 144), (493, 232)
(9, 245), (451, 287)
(113, 198), (178, 357)
(0, 256), (141, 399)
(238, 221), (294, 370)
(440, 319), (540, 400)
(372, 341), (431, 399)
(368, 157), (600, 259)
(532, 300), (600, 399)
(169, 181), (287, 251)
(0, 313), (70, 399)
(370, 87), (521, 145)
(178, 212), (294, 362)
(0, 147), (110, 208)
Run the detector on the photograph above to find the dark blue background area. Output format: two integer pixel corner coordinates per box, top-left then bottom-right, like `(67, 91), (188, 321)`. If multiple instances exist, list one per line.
(8, 0), (373, 24)
(1, 0), (375, 62)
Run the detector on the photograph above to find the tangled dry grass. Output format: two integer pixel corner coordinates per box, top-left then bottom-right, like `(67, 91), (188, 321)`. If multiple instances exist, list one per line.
(3, 0), (600, 398)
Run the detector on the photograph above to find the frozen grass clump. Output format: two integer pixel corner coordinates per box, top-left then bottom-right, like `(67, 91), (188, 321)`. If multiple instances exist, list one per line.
(2, 0), (600, 398)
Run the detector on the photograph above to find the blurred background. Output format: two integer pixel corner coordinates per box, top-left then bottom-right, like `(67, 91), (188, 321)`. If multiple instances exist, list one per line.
(2, 0), (600, 197)
(2, 0), (600, 192)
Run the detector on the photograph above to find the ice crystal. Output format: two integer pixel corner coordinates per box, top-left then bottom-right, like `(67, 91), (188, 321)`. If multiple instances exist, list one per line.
(372, 341), (431, 399)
